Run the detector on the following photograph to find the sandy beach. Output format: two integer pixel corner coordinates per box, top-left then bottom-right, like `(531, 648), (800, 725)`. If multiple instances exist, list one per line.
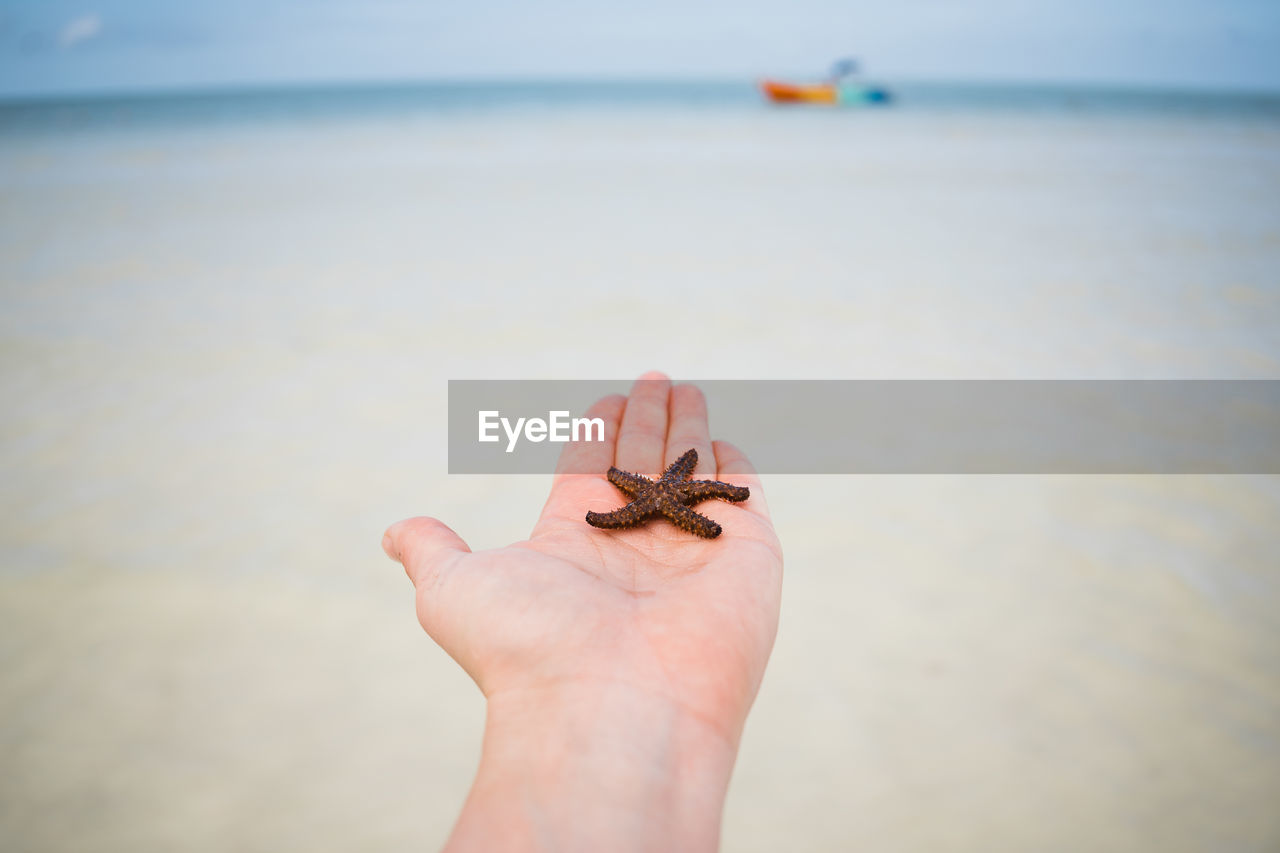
(2, 84), (1279, 850)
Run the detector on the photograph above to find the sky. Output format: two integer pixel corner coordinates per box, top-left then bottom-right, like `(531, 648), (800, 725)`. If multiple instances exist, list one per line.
(1, 0), (1279, 98)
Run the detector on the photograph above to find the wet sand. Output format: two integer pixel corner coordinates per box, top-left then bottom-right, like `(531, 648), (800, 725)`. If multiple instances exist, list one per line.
(2, 94), (1279, 850)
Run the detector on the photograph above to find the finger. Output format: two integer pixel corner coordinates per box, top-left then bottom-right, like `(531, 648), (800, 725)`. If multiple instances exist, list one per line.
(614, 371), (671, 476)
(542, 393), (628, 527)
(382, 516), (471, 589)
(664, 383), (715, 477)
(712, 440), (771, 520)
(553, 392), (626, 478)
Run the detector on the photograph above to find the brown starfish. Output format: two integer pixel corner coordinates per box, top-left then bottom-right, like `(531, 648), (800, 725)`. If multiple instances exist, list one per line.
(585, 448), (750, 539)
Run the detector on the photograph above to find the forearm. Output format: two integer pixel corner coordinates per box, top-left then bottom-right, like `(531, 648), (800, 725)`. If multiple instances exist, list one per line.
(444, 681), (739, 853)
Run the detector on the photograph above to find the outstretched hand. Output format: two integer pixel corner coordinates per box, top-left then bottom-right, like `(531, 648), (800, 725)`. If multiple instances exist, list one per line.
(383, 373), (783, 749)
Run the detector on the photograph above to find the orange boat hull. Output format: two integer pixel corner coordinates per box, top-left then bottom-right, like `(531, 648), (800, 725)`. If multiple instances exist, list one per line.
(760, 80), (838, 104)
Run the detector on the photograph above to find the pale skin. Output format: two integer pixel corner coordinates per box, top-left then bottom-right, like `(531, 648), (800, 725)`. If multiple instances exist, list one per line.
(382, 372), (783, 852)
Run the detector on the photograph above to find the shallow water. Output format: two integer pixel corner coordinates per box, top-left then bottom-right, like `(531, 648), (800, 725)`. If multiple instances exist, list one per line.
(2, 81), (1278, 851)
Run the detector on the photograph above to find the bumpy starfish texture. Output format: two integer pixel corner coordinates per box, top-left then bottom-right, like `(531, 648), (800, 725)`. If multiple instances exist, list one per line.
(585, 448), (750, 539)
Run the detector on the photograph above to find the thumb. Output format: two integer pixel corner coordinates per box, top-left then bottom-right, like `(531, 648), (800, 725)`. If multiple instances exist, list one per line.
(382, 516), (471, 589)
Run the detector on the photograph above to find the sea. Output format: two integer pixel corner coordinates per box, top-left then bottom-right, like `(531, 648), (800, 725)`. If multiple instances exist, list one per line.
(1, 79), (1278, 852)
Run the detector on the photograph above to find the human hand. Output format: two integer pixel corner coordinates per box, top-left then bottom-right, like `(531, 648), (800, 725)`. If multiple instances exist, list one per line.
(383, 372), (782, 851)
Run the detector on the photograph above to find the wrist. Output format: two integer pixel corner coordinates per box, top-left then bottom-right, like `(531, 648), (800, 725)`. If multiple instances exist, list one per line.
(445, 680), (739, 853)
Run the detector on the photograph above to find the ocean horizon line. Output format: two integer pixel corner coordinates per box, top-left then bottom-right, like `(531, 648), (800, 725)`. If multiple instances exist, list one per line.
(4, 73), (1280, 109)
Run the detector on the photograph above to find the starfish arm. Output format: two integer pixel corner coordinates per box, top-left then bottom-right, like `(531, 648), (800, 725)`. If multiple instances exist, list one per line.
(677, 480), (751, 504)
(585, 498), (654, 530)
(656, 499), (724, 539)
(606, 467), (653, 499)
(662, 448), (699, 483)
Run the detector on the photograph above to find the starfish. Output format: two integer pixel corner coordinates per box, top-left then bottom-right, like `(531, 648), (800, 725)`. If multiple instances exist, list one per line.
(585, 448), (750, 539)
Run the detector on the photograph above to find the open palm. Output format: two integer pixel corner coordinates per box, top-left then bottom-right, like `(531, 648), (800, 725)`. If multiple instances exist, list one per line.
(383, 374), (783, 745)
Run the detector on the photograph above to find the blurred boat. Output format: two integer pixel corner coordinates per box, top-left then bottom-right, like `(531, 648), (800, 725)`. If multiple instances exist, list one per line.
(760, 80), (838, 104)
(760, 79), (891, 106)
(761, 58), (891, 106)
